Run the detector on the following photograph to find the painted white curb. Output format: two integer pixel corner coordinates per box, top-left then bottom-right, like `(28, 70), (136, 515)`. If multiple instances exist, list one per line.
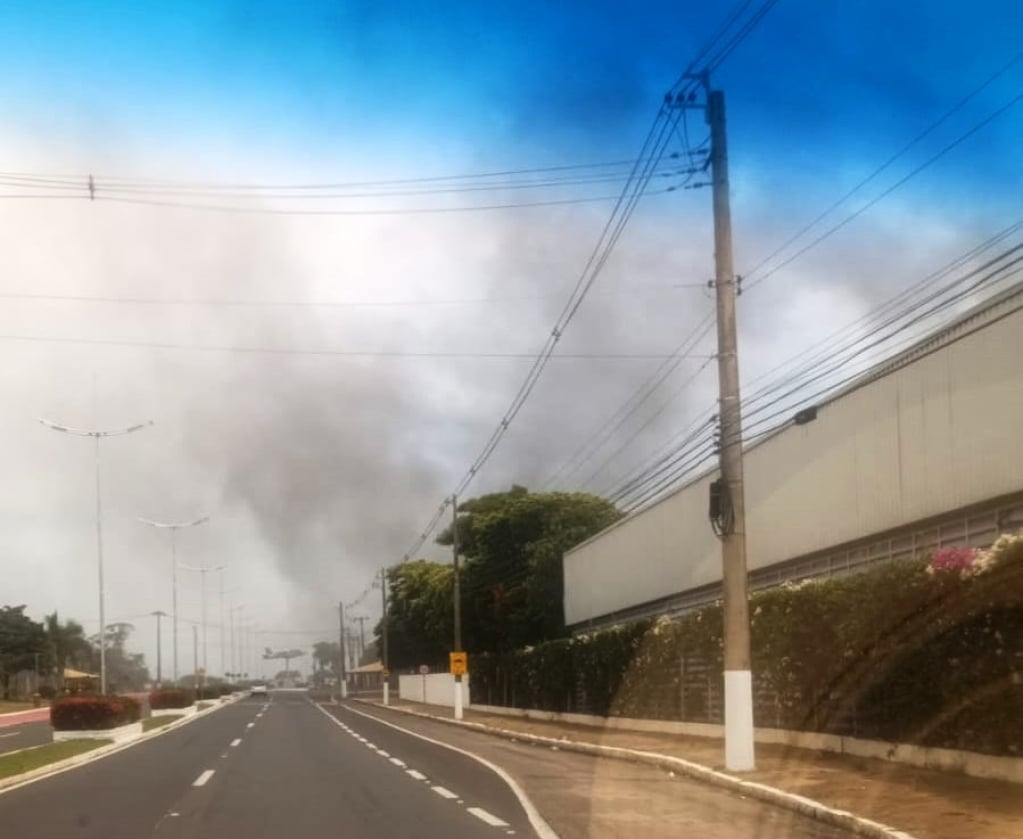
(53, 721), (141, 743)
(151, 704), (197, 718)
(354, 700), (916, 839)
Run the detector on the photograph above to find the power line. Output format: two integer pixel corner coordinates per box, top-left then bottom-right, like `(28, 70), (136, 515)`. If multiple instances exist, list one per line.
(0, 330), (709, 361)
(399, 107), (683, 561)
(0, 156), (693, 191)
(0, 283), (706, 310)
(742, 51), (1023, 287)
(606, 233), (1023, 509)
(745, 84), (1023, 292)
(83, 187), (684, 216)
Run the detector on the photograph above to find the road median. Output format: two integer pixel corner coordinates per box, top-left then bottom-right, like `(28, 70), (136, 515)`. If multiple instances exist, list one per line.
(0, 691), (248, 796)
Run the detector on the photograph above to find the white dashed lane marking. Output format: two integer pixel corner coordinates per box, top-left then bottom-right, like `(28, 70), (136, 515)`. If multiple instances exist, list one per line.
(389, 757), (407, 768)
(230, 738), (242, 747)
(246, 723), (255, 729)
(192, 770), (215, 787)
(407, 769), (427, 781)
(468, 807), (510, 828)
(432, 786), (458, 800)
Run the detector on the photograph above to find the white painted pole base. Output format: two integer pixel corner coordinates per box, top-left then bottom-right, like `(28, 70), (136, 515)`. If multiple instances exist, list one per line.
(382, 681), (389, 706)
(453, 677), (464, 720)
(340, 680), (348, 699)
(724, 669), (755, 771)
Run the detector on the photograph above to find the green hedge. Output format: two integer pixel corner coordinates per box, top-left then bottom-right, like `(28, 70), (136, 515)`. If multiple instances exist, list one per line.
(51, 695), (142, 730)
(471, 532), (1023, 755)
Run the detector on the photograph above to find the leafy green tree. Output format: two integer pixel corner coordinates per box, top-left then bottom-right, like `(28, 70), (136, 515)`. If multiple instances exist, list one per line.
(379, 487), (621, 661)
(0, 606), (46, 699)
(380, 560), (454, 669)
(443, 488), (621, 652)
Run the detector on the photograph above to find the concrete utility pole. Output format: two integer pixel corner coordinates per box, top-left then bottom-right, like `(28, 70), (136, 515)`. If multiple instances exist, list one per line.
(705, 81), (755, 771)
(380, 568), (389, 706)
(337, 601), (348, 699)
(354, 616), (368, 661)
(451, 494), (464, 720)
(151, 611), (167, 684)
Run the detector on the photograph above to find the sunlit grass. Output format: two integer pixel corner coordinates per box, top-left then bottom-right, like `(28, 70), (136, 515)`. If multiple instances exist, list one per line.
(0, 740), (109, 780)
(142, 715), (181, 731)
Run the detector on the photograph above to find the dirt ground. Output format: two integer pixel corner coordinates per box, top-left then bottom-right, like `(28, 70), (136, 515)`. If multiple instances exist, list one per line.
(386, 700), (1023, 839)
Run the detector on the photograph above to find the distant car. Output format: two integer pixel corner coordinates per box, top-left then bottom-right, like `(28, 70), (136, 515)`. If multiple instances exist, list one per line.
(250, 682), (268, 696)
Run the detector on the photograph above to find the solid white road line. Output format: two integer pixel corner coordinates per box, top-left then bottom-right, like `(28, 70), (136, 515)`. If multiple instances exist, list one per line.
(230, 738), (242, 747)
(432, 785), (458, 799)
(331, 703), (559, 839)
(468, 807), (510, 828)
(192, 770), (215, 787)
(407, 769), (427, 781)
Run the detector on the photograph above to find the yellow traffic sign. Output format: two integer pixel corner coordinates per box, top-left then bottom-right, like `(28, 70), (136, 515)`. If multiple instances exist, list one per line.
(449, 651), (468, 676)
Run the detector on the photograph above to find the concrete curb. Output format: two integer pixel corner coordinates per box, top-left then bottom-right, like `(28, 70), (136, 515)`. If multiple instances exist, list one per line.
(0, 691), (249, 796)
(355, 700), (915, 839)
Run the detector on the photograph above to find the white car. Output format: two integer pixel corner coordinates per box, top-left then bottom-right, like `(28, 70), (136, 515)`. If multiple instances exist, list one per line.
(250, 682), (268, 696)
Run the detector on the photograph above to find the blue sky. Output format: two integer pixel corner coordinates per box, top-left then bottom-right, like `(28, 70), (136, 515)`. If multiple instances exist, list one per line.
(1, 1), (1021, 662)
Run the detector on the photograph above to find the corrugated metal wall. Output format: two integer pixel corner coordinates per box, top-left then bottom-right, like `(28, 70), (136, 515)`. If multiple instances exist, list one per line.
(564, 299), (1023, 627)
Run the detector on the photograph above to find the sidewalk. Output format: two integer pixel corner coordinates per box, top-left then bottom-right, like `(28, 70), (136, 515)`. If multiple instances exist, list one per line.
(378, 699), (1023, 839)
(0, 708), (50, 727)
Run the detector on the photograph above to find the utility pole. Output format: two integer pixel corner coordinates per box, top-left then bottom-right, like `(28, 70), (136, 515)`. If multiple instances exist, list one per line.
(152, 611), (167, 684)
(380, 568), (389, 706)
(705, 80), (755, 771)
(354, 616), (368, 660)
(338, 601), (348, 699)
(451, 494), (464, 720)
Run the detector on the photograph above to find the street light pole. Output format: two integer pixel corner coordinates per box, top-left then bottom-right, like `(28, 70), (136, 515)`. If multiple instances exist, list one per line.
(41, 417), (152, 695)
(137, 515), (209, 684)
(151, 610), (167, 684)
(179, 562), (224, 679)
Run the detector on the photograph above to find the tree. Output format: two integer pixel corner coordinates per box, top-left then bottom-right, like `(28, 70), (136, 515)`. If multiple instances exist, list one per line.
(381, 560), (454, 670)
(0, 606), (46, 699)
(43, 612), (92, 688)
(311, 641), (341, 687)
(89, 622), (150, 692)
(378, 487), (621, 660)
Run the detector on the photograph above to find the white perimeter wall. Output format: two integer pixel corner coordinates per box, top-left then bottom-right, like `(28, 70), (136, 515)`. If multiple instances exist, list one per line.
(565, 298), (1023, 626)
(399, 672), (472, 708)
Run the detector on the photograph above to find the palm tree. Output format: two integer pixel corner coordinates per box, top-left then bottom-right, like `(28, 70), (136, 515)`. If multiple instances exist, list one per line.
(44, 612), (91, 689)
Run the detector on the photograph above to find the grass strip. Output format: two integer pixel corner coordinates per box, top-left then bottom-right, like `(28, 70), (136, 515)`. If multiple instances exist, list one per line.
(0, 739), (110, 780)
(142, 715), (182, 732)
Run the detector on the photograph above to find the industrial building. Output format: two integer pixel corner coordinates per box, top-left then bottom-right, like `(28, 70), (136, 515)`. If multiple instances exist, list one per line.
(564, 284), (1023, 631)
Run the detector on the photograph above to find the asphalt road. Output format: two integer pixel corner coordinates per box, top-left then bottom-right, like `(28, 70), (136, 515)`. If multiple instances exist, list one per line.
(0, 691), (532, 839)
(0, 720), (52, 756)
(342, 701), (852, 839)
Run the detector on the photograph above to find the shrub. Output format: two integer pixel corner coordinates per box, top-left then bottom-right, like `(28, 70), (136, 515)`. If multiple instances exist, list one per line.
(149, 689), (195, 710)
(217, 683), (235, 697)
(51, 695), (141, 730)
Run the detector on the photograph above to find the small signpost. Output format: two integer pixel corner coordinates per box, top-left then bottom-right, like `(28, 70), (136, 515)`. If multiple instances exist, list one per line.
(419, 664), (429, 702)
(449, 652), (467, 676)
